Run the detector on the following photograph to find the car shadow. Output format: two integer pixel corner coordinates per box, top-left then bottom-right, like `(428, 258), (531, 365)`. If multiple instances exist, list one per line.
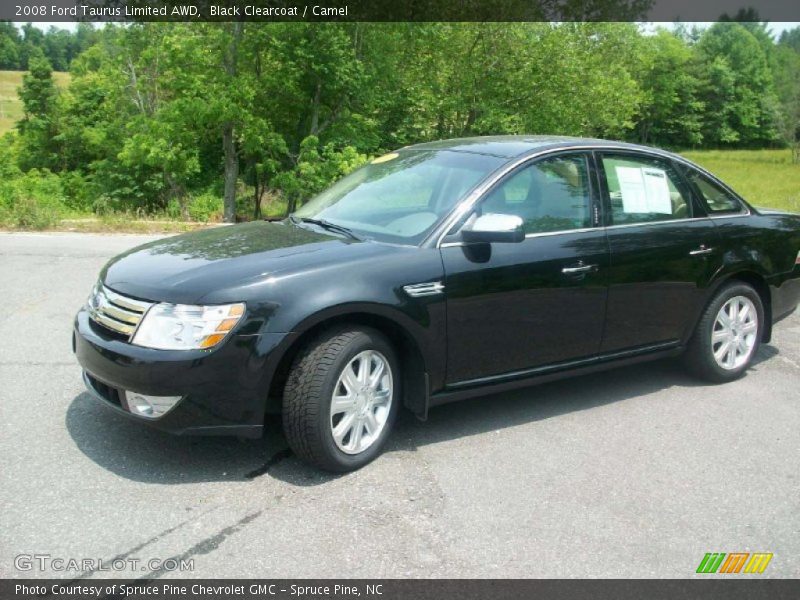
(750, 343), (778, 366)
(65, 345), (779, 487)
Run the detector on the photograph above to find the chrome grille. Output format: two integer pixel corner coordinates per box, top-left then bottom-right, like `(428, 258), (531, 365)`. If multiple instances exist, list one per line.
(88, 284), (153, 338)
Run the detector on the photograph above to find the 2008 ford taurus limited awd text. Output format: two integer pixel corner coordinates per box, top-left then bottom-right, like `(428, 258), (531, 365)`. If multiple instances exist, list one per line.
(74, 136), (800, 471)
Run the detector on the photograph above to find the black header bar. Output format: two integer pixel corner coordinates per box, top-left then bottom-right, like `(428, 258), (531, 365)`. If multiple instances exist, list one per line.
(4, 579), (800, 600)
(3, 0), (800, 23)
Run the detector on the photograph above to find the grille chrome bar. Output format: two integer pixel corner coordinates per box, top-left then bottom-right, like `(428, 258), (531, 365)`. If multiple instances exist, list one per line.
(88, 284), (153, 338)
(91, 311), (137, 336)
(103, 287), (153, 313)
(99, 303), (142, 325)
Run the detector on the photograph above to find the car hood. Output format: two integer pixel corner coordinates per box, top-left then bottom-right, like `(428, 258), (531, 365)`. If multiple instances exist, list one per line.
(101, 220), (386, 304)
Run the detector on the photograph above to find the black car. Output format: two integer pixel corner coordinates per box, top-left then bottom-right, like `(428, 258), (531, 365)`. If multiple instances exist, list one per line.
(74, 136), (800, 471)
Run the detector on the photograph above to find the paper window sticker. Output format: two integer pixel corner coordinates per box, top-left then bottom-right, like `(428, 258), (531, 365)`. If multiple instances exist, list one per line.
(641, 168), (673, 214)
(615, 166), (648, 213)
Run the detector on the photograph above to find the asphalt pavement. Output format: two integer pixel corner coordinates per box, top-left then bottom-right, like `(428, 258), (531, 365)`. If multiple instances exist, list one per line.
(1, 232), (798, 579)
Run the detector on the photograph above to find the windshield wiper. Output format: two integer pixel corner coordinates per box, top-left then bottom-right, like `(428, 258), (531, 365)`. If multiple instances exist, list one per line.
(291, 216), (362, 241)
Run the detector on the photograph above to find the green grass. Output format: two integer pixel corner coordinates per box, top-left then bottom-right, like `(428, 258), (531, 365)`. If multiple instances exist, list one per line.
(0, 70), (70, 135)
(680, 149), (800, 214)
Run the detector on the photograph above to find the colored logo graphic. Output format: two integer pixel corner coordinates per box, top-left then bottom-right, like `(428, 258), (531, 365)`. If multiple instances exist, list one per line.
(696, 552), (773, 574)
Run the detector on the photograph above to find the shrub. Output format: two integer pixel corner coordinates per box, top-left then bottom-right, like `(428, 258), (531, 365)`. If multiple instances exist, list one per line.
(188, 192), (223, 222)
(0, 134), (21, 181)
(165, 198), (183, 219)
(59, 171), (97, 212)
(91, 195), (113, 216)
(1, 169), (67, 230)
(7, 195), (60, 229)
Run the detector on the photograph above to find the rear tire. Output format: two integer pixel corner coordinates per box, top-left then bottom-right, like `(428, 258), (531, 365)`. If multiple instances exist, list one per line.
(282, 326), (400, 472)
(684, 282), (764, 383)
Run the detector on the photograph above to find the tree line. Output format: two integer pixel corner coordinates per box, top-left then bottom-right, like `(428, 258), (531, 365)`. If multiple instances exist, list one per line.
(0, 22), (99, 71)
(2, 20), (799, 227)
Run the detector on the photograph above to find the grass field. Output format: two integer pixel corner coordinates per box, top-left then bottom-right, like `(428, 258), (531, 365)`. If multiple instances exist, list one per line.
(0, 70), (70, 136)
(680, 149), (800, 213)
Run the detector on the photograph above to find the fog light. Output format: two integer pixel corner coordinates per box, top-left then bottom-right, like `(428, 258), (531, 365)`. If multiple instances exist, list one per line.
(123, 391), (182, 419)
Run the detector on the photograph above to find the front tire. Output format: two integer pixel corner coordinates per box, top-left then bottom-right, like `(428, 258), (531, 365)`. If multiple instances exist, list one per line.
(685, 282), (764, 383)
(282, 326), (400, 472)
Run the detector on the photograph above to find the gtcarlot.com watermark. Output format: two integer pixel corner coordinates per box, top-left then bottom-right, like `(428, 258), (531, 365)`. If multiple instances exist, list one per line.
(14, 553), (194, 573)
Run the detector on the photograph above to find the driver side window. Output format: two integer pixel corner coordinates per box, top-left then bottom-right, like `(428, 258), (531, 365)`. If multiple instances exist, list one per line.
(480, 154), (593, 234)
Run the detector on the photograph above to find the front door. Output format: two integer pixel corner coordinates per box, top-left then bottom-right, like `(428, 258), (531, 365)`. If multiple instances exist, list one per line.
(441, 152), (609, 384)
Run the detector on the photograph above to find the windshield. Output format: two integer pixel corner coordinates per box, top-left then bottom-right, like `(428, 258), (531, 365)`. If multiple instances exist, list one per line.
(293, 149), (505, 244)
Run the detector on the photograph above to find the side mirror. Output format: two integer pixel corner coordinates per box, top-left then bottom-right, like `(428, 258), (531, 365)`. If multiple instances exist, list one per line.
(462, 213), (525, 244)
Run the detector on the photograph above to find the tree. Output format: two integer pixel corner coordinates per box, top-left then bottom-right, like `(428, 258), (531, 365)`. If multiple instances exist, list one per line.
(696, 22), (780, 146)
(635, 29), (704, 147)
(12, 20), (797, 222)
(779, 27), (800, 53)
(17, 49), (60, 171)
(719, 10), (774, 58)
(220, 22), (244, 223)
(772, 31), (800, 161)
(514, 23), (644, 138)
(43, 27), (73, 71)
(17, 23), (46, 69)
(255, 23), (376, 213)
(272, 136), (367, 215)
(0, 21), (100, 72)
(0, 21), (21, 69)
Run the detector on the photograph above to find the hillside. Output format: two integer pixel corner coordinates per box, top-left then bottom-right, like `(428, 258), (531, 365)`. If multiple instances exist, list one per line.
(0, 70), (70, 136)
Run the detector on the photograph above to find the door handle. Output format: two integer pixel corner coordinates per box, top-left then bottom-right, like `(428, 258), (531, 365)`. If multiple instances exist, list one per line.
(689, 245), (715, 256)
(562, 263), (598, 275)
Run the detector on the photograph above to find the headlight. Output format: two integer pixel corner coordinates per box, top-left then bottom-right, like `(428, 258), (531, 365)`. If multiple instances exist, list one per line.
(132, 302), (245, 350)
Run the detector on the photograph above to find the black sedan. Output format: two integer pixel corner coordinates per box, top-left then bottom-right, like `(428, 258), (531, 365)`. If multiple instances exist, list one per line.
(73, 136), (800, 471)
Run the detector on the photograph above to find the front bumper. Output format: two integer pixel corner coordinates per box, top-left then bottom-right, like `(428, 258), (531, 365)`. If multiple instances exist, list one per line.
(73, 308), (289, 437)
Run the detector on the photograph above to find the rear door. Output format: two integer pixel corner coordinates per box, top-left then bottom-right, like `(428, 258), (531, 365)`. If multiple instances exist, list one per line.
(441, 152), (610, 383)
(597, 151), (721, 353)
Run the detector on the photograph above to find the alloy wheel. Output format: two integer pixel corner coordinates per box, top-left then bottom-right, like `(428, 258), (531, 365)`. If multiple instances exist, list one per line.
(711, 295), (758, 370)
(330, 350), (393, 454)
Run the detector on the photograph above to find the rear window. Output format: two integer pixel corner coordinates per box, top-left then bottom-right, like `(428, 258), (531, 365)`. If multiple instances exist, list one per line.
(685, 169), (745, 215)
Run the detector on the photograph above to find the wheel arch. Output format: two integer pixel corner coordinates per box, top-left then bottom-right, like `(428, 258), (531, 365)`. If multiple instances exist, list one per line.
(266, 308), (431, 419)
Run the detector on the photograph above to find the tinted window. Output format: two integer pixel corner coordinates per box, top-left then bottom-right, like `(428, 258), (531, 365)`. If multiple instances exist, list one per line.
(480, 154), (593, 234)
(686, 170), (744, 214)
(601, 154), (690, 225)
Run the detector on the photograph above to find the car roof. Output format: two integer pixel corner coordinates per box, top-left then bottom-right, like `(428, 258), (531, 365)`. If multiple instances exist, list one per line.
(402, 135), (677, 160)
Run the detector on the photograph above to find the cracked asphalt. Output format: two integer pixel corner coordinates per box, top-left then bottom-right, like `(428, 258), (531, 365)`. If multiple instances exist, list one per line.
(1, 232), (798, 579)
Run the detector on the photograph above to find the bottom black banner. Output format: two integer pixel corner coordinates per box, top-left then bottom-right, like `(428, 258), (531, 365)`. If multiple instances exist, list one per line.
(3, 579), (800, 600)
